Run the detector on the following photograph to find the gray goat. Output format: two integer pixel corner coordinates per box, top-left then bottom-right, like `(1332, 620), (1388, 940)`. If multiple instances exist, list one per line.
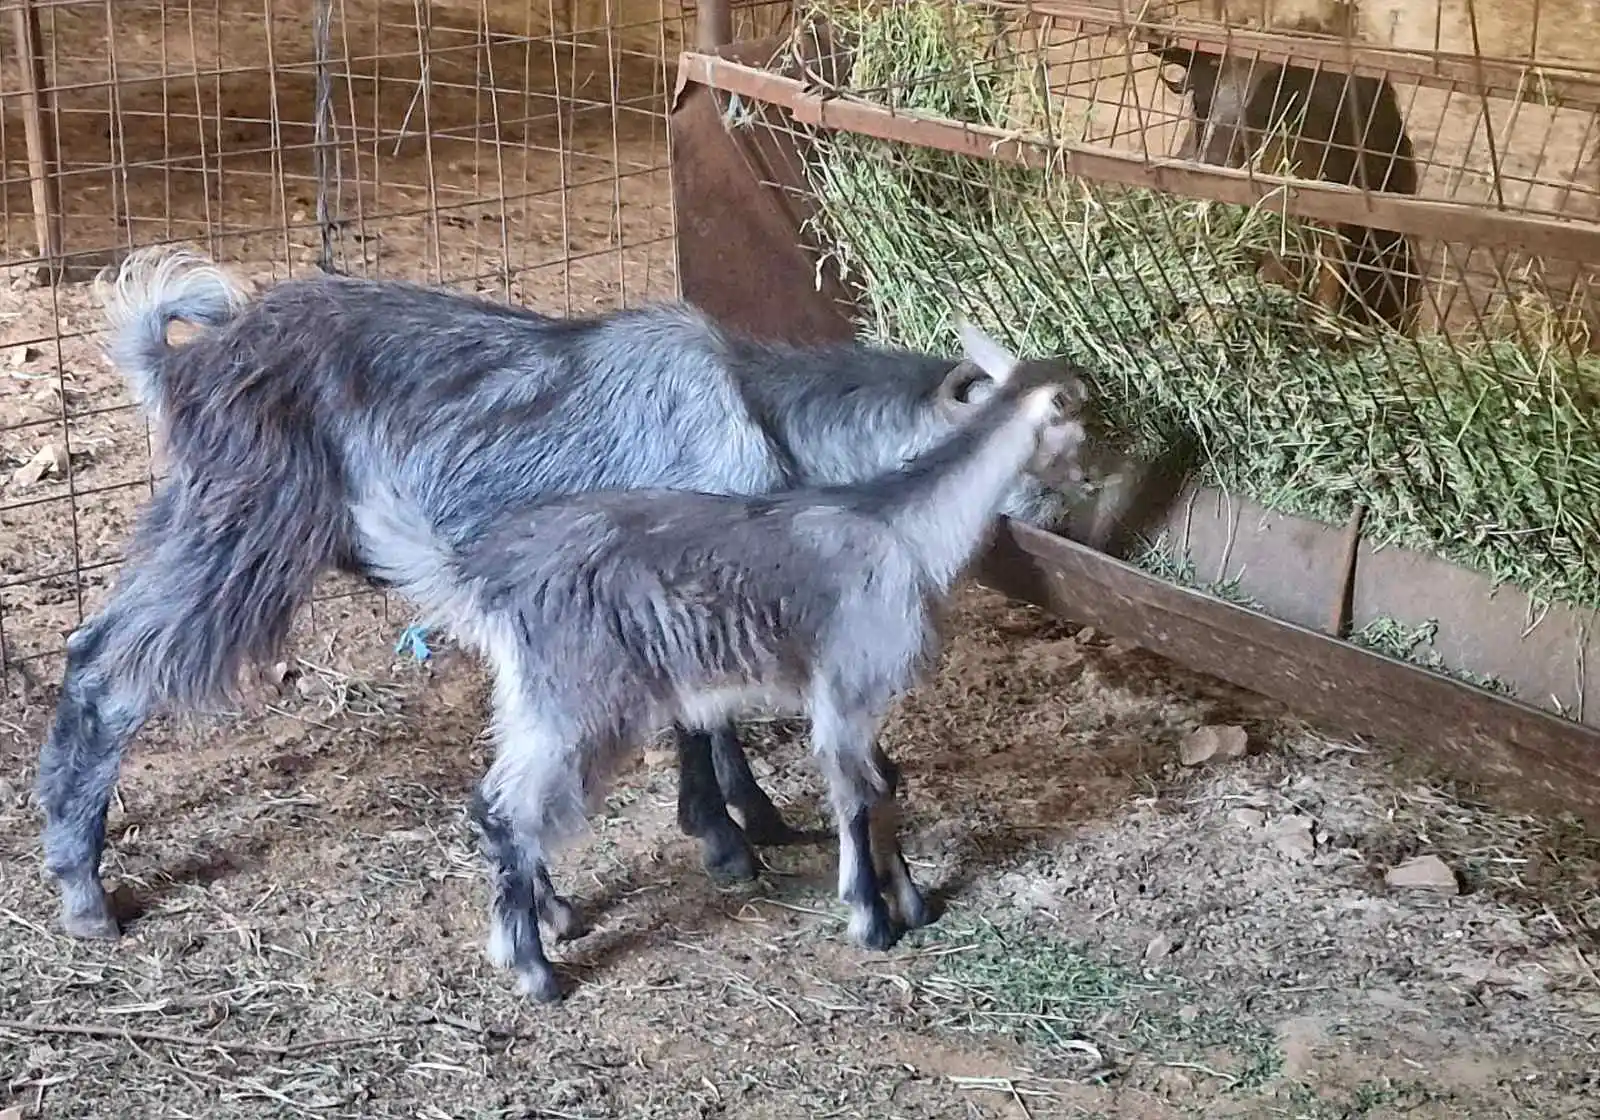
(37, 247), (1071, 942)
(353, 324), (1092, 1001)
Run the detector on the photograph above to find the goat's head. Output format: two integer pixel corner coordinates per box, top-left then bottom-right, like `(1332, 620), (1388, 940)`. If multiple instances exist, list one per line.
(949, 318), (1097, 490)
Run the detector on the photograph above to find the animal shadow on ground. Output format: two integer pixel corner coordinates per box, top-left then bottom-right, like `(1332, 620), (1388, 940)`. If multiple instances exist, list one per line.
(737, 588), (1279, 914)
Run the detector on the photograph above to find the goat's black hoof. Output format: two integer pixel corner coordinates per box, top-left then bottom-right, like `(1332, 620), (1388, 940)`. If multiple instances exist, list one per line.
(700, 828), (761, 884)
(516, 966), (567, 1004)
(847, 905), (900, 952)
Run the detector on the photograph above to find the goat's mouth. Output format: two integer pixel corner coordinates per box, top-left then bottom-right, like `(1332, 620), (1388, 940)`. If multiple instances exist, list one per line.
(1032, 446), (1126, 499)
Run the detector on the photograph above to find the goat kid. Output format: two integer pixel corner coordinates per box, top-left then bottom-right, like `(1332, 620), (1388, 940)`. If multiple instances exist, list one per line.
(354, 321), (1092, 1001)
(37, 247), (1072, 942)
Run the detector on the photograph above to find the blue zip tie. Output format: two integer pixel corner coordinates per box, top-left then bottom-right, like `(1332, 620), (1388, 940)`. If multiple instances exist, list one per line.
(394, 623), (433, 663)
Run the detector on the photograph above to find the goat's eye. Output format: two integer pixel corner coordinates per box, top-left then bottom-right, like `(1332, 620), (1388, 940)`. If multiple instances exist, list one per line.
(1050, 389), (1073, 416)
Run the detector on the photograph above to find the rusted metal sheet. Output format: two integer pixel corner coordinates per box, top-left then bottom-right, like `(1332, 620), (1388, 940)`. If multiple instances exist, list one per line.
(670, 37), (859, 346)
(670, 56), (1600, 825)
(677, 50), (1600, 261)
(980, 522), (1600, 826)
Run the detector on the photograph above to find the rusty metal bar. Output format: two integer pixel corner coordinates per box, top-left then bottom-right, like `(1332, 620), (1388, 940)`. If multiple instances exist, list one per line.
(311, 0), (340, 274)
(10, 0), (64, 279)
(1020, 0), (1600, 112)
(1327, 504), (1366, 639)
(677, 51), (1600, 263)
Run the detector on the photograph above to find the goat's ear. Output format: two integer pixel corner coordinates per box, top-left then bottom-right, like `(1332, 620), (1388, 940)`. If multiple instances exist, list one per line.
(954, 317), (1019, 384)
(937, 360), (999, 408)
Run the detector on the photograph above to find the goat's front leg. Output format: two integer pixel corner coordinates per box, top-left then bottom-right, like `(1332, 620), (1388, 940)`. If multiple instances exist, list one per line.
(814, 711), (917, 951)
(709, 725), (809, 846)
(835, 792), (898, 950)
(468, 787), (569, 1003)
(675, 726), (761, 883)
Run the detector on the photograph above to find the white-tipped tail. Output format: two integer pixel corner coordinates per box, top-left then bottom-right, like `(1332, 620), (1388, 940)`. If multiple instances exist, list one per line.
(93, 245), (249, 420)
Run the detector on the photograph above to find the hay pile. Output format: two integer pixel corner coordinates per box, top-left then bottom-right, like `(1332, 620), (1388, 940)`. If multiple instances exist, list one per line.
(793, 0), (1600, 614)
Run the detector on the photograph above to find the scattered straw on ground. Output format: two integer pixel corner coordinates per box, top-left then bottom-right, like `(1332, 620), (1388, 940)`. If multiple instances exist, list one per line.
(2, 587), (1598, 1117)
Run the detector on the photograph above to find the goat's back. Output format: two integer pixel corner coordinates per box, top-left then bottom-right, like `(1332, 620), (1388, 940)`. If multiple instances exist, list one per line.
(151, 272), (1063, 575)
(461, 488), (933, 723)
(158, 275), (792, 529)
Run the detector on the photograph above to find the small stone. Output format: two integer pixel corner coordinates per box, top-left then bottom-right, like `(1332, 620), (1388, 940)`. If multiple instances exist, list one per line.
(1074, 626), (1098, 645)
(11, 441), (68, 487)
(1177, 1004), (1200, 1023)
(1144, 932), (1174, 961)
(9, 343), (38, 366)
(1267, 814), (1316, 862)
(1229, 807), (1266, 829)
(1180, 724), (1248, 767)
(1385, 854), (1460, 895)
(35, 381), (83, 409)
(269, 661), (296, 691)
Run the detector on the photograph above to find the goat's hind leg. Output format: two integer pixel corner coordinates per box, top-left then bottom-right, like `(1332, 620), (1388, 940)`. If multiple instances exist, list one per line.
(710, 725), (809, 847)
(675, 726), (761, 883)
(38, 615), (155, 939)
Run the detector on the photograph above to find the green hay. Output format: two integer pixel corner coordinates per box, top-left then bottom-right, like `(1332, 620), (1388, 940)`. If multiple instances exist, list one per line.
(1350, 616), (1515, 696)
(793, 0), (1600, 616)
(916, 919), (1282, 1089)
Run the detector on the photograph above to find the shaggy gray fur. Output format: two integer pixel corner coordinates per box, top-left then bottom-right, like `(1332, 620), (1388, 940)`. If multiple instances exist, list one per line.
(351, 327), (1091, 1001)
(36, 246), (1072, 941)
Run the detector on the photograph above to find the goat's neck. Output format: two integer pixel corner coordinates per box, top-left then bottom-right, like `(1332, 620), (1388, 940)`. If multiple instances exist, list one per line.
(744, 371), (941, 487)
(882, 403), (1041, 593)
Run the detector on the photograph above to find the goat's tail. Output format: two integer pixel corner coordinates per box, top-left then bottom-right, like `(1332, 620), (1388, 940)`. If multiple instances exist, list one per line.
(94, 245), (249, 419)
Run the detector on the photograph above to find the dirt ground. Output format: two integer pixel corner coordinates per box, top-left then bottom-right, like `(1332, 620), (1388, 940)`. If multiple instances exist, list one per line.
(2, 589), (1599, 1119)
(2, 3), (1600, 1118)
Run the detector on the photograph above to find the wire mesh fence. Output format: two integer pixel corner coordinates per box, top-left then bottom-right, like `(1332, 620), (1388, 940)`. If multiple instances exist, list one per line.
(697, 0), (1600, 704)
(0, 0), (794, 694)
